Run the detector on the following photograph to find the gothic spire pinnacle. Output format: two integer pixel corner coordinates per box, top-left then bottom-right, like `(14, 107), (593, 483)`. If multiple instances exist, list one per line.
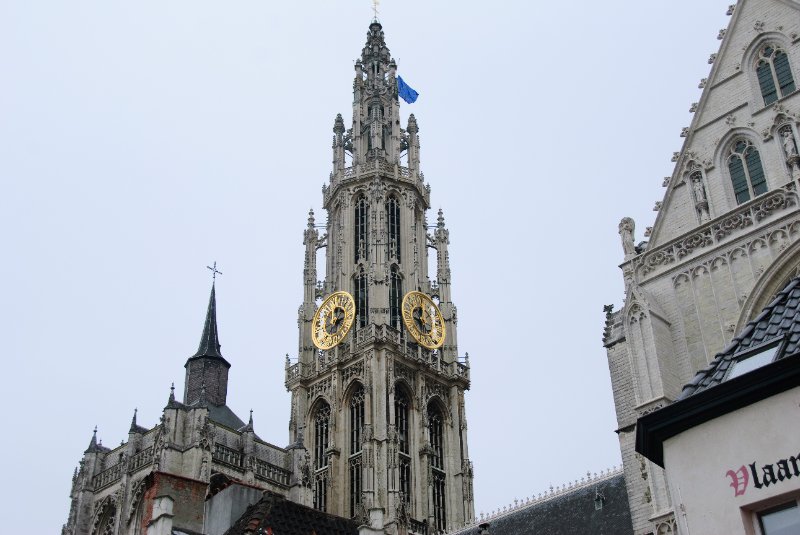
(437, 208), (446, 229)
(407, 113), (418, 134)
(307, 209), (315, 230)
(361, 20), (392, 68)
(85, 426), (102, 453)
(333, 113), (345, 134)
(169, 382), (175, 402)
(190, 282), (224, 360)
(129, 408), (138, 432)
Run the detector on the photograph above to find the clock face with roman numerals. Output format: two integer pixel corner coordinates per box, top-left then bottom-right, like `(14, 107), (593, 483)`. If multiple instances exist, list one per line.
(312, 291), (356, 350)
(401, 291), (445, 349)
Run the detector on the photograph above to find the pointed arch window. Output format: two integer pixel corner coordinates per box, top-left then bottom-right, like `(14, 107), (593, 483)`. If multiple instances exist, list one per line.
(728, 138), (767, 204)
(757, 45), (796, 105)
(349, 384), (365, 518)
(395, 387), (412, 504)
(355, 268), (369, 328)
(355, 195), (369, 262)
(313, 402), (331, 511)
(386, 196), (401, 261)
(428, 403), (446, 532)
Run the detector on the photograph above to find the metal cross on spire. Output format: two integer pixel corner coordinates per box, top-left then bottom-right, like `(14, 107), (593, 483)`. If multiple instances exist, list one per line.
(206, 261), (223, 282)
(371, 0), (380, 22)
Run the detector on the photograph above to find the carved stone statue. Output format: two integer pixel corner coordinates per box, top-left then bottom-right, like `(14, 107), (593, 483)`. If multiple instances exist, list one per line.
(691, 173), (711, 222)
(619, 217), (636, 257)
(782, 128), (798, 158)
(691, 174), (707, 203)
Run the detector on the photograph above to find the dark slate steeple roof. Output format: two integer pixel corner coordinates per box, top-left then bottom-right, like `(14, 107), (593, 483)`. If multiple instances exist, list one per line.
(188, 282), (229, 365)
(679, 277), (800, 399)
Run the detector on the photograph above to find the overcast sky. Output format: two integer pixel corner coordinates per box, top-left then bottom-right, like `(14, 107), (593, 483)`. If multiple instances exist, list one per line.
(0, 1), (731, 530)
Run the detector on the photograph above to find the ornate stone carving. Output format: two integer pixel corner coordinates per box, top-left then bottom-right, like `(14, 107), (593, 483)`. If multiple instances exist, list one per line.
(619, 217), (636, 258)
(307, 376), (333, 401)
(639, 182), (799, 277)
(342, 360), (364, 383)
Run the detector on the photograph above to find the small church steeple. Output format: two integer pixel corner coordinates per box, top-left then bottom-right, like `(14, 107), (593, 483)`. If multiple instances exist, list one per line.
(191, 282), (224, 359)
(184, 281), (231, 407)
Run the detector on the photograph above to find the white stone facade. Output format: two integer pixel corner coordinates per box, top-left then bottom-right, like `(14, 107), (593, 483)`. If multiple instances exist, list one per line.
(285, 21), (473, 534)
(605, 1), (800, 533)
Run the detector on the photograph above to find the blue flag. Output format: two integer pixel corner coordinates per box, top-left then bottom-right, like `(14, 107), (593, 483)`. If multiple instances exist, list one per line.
(397, 76), (419, 104)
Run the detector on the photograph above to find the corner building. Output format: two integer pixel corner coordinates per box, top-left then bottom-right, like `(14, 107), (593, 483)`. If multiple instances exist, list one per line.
(286, 20), (474, 532)
(604, 1), (800, 533)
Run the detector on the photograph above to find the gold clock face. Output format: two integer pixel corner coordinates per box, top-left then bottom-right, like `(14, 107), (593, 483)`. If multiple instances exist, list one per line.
(312, 291), (356, 350)
(401, 291), (445, 349)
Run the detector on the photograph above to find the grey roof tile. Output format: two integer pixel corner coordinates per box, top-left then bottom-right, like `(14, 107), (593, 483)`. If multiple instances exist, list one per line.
(453, 472), (632, 535)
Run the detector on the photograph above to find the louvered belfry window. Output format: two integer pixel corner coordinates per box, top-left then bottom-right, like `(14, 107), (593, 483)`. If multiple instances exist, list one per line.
(386, 196), (401, 261)
(349, 384), (365, 518)
(390, 266), (402, 329)
(428, 403), (446, 532)
(395, 388), (411, 503)
(355, 195), (369, 262)
(355, 268), (369, 328)
(313, 402), (331, 511)
(757, 45), (796, 105)
(728, 138), (767, 204)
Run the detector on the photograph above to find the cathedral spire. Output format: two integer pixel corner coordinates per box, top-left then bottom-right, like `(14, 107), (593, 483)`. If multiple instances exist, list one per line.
(191, 282), (223, 360)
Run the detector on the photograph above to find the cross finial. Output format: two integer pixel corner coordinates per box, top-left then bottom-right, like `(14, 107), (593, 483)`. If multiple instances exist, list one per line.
(206, 261), (223, 282)
(372, 0), (380, 22)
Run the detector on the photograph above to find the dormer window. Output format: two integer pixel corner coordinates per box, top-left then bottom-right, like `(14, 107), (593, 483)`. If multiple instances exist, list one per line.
(725, 341), (781, 380)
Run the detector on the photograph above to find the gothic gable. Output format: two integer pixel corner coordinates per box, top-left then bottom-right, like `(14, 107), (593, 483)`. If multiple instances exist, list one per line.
(648, 0), (800, 248)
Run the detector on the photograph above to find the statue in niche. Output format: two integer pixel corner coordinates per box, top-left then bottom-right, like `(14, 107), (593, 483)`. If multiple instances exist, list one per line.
(619, 217), (636, 257)
(781, 126), (800, 180)
(691, 173), (707, 203)
(691, 173), (711, 222)
(782, 127), (798, 158)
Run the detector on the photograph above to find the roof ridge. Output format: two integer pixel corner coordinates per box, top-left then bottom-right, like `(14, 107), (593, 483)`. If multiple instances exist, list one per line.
(452, 466), (624, 533)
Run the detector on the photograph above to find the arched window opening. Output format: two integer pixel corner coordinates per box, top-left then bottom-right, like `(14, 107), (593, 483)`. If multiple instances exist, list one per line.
(728, 138), (768, 204)
(428, 403), (446, 532)
(395, 388), (412, 504)
(355, 269), (369, 329)
(757, 45), (796, 105)
(349, 384), (365, 518)
(386, 196), (401, 261)
(313, 402), (331, 511)
(355, 196), (369, 262)
(390, 266), (402, 330)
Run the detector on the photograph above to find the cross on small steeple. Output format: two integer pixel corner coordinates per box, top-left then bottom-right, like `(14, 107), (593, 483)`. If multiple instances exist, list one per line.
(206, 261), (223, 282)
(371, 0), (380, 22)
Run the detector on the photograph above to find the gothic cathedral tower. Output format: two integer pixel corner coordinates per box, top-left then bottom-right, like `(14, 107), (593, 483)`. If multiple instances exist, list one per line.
(284, 21), (474, 533)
